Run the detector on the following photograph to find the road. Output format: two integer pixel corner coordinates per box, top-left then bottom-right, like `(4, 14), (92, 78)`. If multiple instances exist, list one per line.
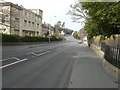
(2, 36), (118, 88)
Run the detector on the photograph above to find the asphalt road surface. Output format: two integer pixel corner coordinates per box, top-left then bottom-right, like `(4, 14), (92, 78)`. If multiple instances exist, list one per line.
(2, 36), (118, 88)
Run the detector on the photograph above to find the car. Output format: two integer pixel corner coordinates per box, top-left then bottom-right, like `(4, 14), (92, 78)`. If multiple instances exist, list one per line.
(78, 40), (83, 44)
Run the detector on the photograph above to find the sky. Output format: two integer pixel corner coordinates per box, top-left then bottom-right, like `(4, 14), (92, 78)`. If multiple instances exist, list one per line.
(4, 0), (84, 31)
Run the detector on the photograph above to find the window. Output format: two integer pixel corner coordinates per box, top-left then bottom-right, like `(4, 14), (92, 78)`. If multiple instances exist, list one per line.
(32, 22), (34, 27)
(15, 18), (19, 27)
(37, 32), (39, 35)
(28, 21), (31, 27)
(37, 23), (39, 29)
(14, 29), (19, 35)
(25, 12), (27, 16)
(29, 32), (32, 36)
(29, 13), (31, 18)
(27, 12), (31, 18)
(15, 18), (19, 23)
(16, 9), (19, 15)
(0, 15), (3, 23)
(32, 14), (34, 18)
(24, 20), (27, 27)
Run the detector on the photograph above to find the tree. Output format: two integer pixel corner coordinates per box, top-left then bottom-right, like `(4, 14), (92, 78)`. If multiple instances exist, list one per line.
(73, 31), (80, 39)
(57, 21), (62, 27)
(67, 1), (88, 23)
(82, 2), (120, 36)
(62, 22), (65, 27)
(54, 21), (65, 35)
(68, 1), (120, 38)
(0, 2), (11, 33)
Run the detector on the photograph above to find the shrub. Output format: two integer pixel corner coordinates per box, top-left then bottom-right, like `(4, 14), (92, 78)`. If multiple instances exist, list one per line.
(21, 36), (33, 42)
(2, 34), (62, 42)
(2, 34), (21, 42)
(50, 35), (57, 41)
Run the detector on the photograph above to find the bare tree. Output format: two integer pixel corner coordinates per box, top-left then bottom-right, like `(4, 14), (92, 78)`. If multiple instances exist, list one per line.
(67, 1), (89, 23)
(0, 1), (11, 33)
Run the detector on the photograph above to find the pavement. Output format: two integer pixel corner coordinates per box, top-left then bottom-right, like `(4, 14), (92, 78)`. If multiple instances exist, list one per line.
(68, 45), (118, 88)
(1, 36), (119, 88)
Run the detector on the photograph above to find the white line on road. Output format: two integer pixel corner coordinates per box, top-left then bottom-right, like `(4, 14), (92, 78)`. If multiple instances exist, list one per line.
(36, 50), (44, 52)
(0, 57), (20, 62)
(27, 53), (38, 56)
(0, 50), (52, 69)
(32, 53), (38, 56)
(37, 50), (51, 56)
(0, 58), (28, 69)
(12, 57), (20, 61)
(27, 49), (43, 55)
(28, 50), (51, 56)
(0, 57), (13, 62)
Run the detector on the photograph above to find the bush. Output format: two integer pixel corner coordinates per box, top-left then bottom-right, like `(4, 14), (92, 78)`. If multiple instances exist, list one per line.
(2, 34), (62, 42)
(50, 34), (63, 41)
(50, 35), (57, 41)
(21, 36), (33, 42)
(2, 34), (21, 42)
(39, 36), (48, 41)
(87, 35), (93, 47)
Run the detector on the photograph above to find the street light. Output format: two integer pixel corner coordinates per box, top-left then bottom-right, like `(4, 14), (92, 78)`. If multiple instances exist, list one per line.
(48, 24), (51, 43)
(48, 16), (56, 43)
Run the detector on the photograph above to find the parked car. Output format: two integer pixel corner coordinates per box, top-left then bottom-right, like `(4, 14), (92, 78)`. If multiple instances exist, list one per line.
(83, 37), (88, 45)
(78, 40), (83, 44)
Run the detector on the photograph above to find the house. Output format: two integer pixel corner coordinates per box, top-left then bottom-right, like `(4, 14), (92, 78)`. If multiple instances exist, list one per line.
(41, 22), (54, 36)
(0, 2), (43, 36)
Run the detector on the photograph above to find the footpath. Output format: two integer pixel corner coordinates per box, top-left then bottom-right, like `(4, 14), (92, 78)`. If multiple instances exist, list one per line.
(69, 44), (118, 88)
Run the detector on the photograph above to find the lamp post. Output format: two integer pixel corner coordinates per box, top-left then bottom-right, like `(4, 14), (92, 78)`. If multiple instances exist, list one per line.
(48, 16), (56, 43)
(48, 24), (51, 43)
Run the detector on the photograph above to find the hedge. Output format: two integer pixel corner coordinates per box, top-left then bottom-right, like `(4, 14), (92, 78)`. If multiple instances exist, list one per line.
(2, 34), (21, 42)
(2, 34), (62, 42)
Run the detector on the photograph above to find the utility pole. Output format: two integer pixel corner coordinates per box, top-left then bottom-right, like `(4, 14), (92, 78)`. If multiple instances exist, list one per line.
(48, 24), (51, 43)
(48, 16), (52, 43)
(48, 16), (56, 43)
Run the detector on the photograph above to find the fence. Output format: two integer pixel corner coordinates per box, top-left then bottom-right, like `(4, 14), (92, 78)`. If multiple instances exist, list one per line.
(101, 42), (106, 52)
(101, 42), (120, 69)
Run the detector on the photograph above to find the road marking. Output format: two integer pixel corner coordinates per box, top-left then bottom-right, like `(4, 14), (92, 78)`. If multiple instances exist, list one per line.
(12, 57), (20, 61)
(27, 52), (34, 55)
(36, 50), (44, 52)
(27, 50), (51, 56)
(0, 58), (28, 69)
(32, 53), (38, 56)
(56, 47), (62, 51)
(0, 58), (12, 62)
(0, 57), (14, 61)
(72, 53), (81, 58)
(37, 50), (51, 56)
(0, 57), (20, 62)
(28, 53), (38, 56)
(27, 50), (43, 55)
(0, 50), (51, 69)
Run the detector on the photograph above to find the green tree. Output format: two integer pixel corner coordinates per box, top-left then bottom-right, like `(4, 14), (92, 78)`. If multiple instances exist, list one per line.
(81, 2), (120, 36)
(68, 1), (120, 41)
(73, 31), (80, 39)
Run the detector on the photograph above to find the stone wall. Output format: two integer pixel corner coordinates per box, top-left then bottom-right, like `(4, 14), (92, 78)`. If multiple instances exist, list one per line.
(90, 35), (120, 80)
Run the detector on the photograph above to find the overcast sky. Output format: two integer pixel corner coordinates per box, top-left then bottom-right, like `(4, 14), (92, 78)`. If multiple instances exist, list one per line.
(4, 0), (84, 31)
